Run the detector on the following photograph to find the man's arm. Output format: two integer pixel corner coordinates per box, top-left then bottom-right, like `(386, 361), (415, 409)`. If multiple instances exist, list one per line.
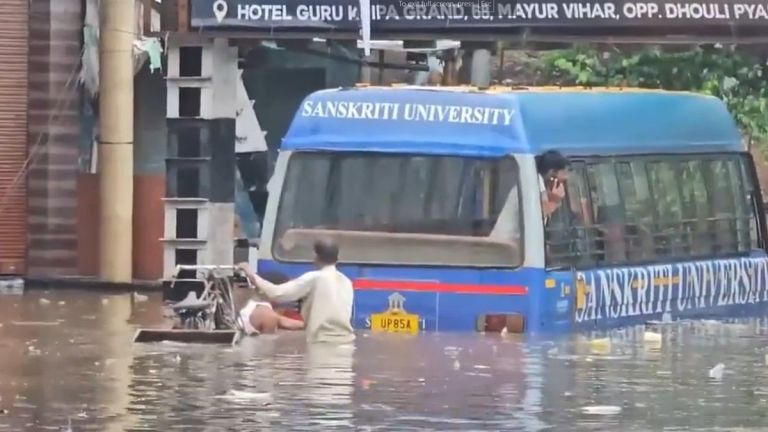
(237, 263), (313, 302)
(542, 196), (559, 218)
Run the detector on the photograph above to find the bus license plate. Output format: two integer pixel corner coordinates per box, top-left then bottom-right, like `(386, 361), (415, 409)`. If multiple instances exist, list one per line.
(371, 312), (419, 334)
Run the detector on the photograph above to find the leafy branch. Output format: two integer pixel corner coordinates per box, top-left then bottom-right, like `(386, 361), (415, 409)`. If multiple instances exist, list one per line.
(505, 46), (768, 144)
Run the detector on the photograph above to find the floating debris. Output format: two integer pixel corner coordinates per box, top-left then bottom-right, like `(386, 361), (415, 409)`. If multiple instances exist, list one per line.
(58, 301), (66, 306)
(132, 292), (149, 303)
(643, 331), (662, 343)
(708, 363), (725, 380)
(643, 331), (662, 351)
(38, 298), (51, 306)
(216, 390), (273, 401)
(452, 359), (460, 370)
(589, 338), (611, 355)
(581, 405), (622, 415)
(11, 321), (59, 327)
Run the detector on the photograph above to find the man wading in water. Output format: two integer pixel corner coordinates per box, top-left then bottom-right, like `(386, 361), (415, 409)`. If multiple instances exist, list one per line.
(237, 238), (355, 344)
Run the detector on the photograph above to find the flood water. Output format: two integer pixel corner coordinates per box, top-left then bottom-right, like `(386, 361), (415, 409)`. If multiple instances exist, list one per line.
(3, 290), (768, 431)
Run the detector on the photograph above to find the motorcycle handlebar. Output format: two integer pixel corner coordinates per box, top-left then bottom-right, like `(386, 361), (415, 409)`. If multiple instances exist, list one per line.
(174, 265), (239, 271)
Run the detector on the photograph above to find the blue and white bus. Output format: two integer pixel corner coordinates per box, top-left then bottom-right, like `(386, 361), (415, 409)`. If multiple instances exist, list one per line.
(257, 85), (768, 334)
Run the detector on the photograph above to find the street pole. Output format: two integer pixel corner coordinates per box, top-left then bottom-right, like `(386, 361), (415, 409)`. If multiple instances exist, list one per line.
(99, 0), (134, 282)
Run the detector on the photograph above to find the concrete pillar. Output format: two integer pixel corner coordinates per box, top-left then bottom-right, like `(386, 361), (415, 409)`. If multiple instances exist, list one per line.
(470, 48), (492, 87)
(99, 0), (134, 282)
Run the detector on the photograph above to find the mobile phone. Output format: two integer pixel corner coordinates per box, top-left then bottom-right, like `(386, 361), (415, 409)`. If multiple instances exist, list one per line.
(548, 177), (559, 190)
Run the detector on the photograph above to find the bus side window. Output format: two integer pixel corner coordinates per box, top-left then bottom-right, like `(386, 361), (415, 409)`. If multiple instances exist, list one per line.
(705, 159), (740, 253)
(647, 161), (685, 258)
(677, 160), (713, 256)
(564, 163), (598, 265)
(586, 162), (626, 264)
(616, 161), (656, 262)
(549, 155), (760, 269)
(737, 155), (761, 249)
(729, 158), (756, 251)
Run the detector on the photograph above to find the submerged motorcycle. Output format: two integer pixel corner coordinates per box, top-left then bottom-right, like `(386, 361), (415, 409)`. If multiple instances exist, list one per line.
(167, 265), (245, 332)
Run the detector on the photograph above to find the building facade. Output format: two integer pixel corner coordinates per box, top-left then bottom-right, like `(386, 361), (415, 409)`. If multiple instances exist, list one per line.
(0, 0), (166, 280)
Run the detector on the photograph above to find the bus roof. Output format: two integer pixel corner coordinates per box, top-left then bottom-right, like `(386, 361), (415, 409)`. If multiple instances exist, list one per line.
(282, 86), (743, 157)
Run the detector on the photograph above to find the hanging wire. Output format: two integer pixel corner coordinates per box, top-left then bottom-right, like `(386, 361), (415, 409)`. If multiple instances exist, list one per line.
(0, 46), (85, 216)
(0, 23), (153, 216)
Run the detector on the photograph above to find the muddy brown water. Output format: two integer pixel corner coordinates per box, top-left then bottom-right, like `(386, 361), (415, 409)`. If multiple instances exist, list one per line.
(2, 290), (768, 431)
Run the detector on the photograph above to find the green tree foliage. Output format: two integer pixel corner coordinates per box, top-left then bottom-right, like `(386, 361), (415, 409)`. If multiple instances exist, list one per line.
(517, 46), (768, 143)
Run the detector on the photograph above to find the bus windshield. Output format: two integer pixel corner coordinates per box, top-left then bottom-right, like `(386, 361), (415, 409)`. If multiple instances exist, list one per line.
(273, 152), (523, 267)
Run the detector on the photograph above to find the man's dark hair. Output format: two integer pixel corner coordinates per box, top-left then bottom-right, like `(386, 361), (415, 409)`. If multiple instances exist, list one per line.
(313, 238), (339, 265)
(535, 150), (569, 175)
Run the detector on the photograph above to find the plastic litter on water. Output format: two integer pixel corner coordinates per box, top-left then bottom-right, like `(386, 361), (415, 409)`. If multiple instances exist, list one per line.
(643, 331), (662, 343)
(581, 405), (622, 415)
(708, 363), (725, 380)
(589, 338), (611, 355)
(216, 390), (273, 401)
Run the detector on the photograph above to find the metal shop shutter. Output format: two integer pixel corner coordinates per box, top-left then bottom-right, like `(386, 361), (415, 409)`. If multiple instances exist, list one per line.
(0, 0), (28, 274)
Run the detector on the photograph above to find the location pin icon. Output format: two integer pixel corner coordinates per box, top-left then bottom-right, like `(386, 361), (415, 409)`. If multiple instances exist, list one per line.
(213, 0), (228, 23)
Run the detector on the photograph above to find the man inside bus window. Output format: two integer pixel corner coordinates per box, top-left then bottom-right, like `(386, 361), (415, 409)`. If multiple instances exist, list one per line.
(536, 150), (570, 221)
(536, 151), (596, 264)
(236, 238), (355, 344)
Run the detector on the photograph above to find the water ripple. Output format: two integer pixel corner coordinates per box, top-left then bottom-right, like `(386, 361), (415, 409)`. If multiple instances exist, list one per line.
(2, 291), (768, 430)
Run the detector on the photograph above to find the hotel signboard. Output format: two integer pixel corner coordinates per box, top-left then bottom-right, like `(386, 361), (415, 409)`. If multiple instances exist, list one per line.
(190, 0), (768, 32)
